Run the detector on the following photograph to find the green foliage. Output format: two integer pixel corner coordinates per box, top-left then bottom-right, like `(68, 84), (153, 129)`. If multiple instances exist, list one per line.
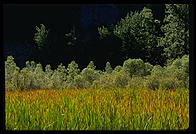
(92, 74), (114, 89)
(144, 75), (160, 90)
(113, 65), (123, 72)
(73, 75), (90, 89)
(87, 61), (96, 70)
(65, 26), (77, 46)
(81, 68), (100, 85)
(34, 24), (49, 50)
(5, 56), (20, 91)
(127, 76), (145, 90)
(66, 61), (80, 83)
(113, 7), (161, 63)
(5, 55), (189, 91)
(105, 62), (113, 74)
(122, 58), (146, 77)
(98, 26), (111, 39)
(112, 71), (130, 88)
(160, 4), (189, 60)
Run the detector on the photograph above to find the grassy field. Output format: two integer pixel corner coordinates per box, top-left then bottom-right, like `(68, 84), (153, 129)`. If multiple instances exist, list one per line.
(5, 88), (189, 130)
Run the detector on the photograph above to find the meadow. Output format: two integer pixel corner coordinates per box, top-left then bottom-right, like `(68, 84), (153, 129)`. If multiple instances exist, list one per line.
(5, 88), (189, 130)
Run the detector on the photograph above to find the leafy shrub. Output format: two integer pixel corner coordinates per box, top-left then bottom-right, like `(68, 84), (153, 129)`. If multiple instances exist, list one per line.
(87, 61), (96, 70)
(66, 61), (80, 83)
(44, 65), (54, 89)
(92, 74), (114, 89)
(17, 68), (34, 90)
(127, 76), (145, 90)
(112, 71), (130, 88)
(159, 77), (180, 90)
(151, 65), (165, 78)
(5, 56), (18, 84)
(105, 62), (113, 74)
(81, 68), (100, 85)
(5, 56), (20, 91)
(122, 58), (146, 77)
(144, 75), (160, 90)
(73, 75), (90, 89)
(113, 65), (123, 72)
(144, 62), (153, 76)
(8, 67), (20, 91)
(5, 55), (189, 90)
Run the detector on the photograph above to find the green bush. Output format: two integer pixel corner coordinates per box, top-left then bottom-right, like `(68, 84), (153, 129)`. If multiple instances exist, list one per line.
(127, 76), (145, 90)
(5, 55), (189, 91)
(92, 74), (114, 89)
(81, 68), (100, 85)
(105, 62), (113, 74)
(122, 58), (146, 77)
(73, 75), (90, 89)
(112, 71), (130, 88)
(113, 65), (123, 72)
(66, 61), (80, 83)
(144, 75), (160, 90)
(159, 77), (180, 90)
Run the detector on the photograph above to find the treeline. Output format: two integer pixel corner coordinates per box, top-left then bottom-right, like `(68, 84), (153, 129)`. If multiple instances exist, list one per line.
(5, 55), (189, 91)
(28, 4), (190, 69)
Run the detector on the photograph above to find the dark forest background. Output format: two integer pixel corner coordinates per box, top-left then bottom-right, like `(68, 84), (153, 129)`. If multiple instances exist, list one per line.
(3, 4), (190, 70)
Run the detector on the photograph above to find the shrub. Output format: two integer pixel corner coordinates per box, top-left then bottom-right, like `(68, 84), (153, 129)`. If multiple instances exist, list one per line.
(17, 68), (34, 90)
(5, 56), (18, 84)
(127, 76), (145, 90)
(113, 65), (123, 72)
(73, 75), (90, 89)
(144, 62), (153, 76)
(5, 56), (20, 91)
(144, 75), (160, 90)
(151, 65), (165, 78)
(122, 58), (146, 77)
(66, 61), (80, 83)
(105, 62), (113, 74)
(112, 71), (130, 88)
(159, 77), (180, 90)
(32, 63), (45, 89)
(81, 68), (100, 85)
(92, 74), (114, 89)
(43, 64), (54, 89)
(7, 67), (20, 91)
(87, 61), (96, 70)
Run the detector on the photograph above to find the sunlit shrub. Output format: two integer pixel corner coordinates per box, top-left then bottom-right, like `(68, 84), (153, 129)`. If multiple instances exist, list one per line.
(92, 74), (114, 89)
(127, 76), (145, 89)
(81, 68), (100, 85)
(122, 58), (146, 77)
(112, 71), (130, 88)
(159, 77), (180, 90)
(144, 75), (160, 90)
(105, 62), (113, 74)
(113, 65), (123, 72)
(66, 61), (80, 83)
(73, 75), (90, 89)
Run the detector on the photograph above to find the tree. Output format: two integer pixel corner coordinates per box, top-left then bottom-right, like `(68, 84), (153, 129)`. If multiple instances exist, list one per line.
(98, 7), (162, 64)
(65, 26), (77, 46)
(34, 24), (49, 50)
(160, 4), (190, 60)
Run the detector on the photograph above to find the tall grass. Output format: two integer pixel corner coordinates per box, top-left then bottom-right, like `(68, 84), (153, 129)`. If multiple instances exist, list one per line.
(5, 88), (189, 130)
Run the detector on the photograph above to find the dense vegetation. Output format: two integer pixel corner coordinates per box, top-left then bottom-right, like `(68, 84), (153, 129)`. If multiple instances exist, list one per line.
(6, 88), (189, 130)
(5, 4), (190, 130)
(5, 54), (189, 91)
